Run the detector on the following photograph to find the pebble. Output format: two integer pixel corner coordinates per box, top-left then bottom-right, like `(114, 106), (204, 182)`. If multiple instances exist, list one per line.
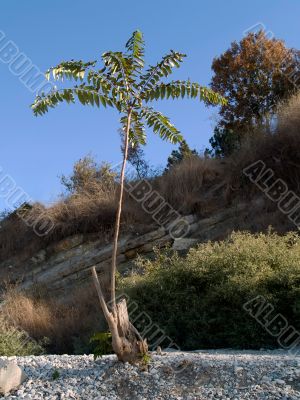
(1, 350), (300, 399)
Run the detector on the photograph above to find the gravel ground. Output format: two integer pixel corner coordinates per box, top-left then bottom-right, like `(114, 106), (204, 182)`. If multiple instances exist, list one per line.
(1, 350), (300, 399)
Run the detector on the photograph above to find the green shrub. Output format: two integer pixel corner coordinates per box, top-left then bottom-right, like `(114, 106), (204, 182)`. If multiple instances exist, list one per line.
(120, 231), (300, 350)
(0, 316), (44, 356)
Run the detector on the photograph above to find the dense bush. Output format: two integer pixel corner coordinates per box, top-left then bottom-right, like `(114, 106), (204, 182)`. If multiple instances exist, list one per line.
(121, 231), (300, 350)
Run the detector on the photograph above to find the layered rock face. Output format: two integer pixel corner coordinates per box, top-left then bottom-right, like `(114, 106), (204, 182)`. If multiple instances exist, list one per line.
(0, 204), (250, 299)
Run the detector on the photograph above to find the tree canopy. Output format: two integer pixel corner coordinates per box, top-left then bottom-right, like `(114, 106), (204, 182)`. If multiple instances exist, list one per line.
(32, 31), (226, 148)
(208, 30), (300, 156)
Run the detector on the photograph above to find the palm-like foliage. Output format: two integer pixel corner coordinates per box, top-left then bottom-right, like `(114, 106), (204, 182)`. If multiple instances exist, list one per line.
(31, 31), (226, 363)
(32, 31), (226, 146)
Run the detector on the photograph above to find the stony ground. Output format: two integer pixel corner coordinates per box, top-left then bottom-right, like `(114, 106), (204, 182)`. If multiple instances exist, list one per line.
(1, 350), (300, 399)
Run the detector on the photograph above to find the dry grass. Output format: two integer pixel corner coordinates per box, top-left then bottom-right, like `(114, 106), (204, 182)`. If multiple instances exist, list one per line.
(1, 284), (105, 354)
(0, 313), (44, 356)
(277, 92), (300, 137)
(227, 92), (300, 194)
(0, 183), (145, 263)
(155, 156), (224, 215)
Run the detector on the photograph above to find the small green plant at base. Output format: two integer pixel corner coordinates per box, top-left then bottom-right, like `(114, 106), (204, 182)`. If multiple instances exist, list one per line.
(140, 352), (152, 366)
(52, 370), (60, 380)
(90, 332), (112, 360)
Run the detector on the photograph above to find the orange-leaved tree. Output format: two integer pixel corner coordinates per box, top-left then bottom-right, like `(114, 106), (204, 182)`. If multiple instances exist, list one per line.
(208, 30), (299, 156)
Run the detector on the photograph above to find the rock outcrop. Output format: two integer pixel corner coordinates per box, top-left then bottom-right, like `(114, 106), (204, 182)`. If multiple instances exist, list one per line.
(0, 203), (251, 300)
(0, 360), (27, 395)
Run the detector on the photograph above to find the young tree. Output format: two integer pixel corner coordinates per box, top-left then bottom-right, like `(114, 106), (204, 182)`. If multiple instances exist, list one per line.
(31, 31), (226, 363)
(165, 139), (198, 171)
(208, 30), (299, 156)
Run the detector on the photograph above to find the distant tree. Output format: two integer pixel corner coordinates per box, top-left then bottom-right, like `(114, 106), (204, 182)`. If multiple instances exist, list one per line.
(127, 145), (150, 179)
(119, 132), (150, 179)
(206, 126), (239, 158)
(165, 139), (198, 171)
(208, 30), (300, 156)
(31, 30), (225, 363)
(60, 155), (116, 195)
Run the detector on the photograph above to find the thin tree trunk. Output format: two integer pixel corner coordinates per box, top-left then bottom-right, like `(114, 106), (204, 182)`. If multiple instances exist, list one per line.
(110, 109), (132, 316)
(91, 109), (148, 363)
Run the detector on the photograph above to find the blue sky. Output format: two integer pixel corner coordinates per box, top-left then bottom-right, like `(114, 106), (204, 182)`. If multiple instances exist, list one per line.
(0, 0), (299, 212)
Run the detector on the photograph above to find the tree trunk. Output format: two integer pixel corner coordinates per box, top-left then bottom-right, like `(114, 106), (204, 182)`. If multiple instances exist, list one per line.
(92, 267), (148, 363)
(91, 109), (148, 363)
(109, 298), (148, 363)
(110, 109), (132, 315)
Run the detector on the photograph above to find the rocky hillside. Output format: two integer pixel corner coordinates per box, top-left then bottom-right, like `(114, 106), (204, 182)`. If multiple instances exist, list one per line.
(2, 92), (300, 299)
(0, 203), (260, 300)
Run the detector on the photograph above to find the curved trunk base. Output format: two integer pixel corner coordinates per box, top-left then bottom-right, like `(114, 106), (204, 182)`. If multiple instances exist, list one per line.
(108, 298), (148, 364)
(91, 267), (148, 364)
